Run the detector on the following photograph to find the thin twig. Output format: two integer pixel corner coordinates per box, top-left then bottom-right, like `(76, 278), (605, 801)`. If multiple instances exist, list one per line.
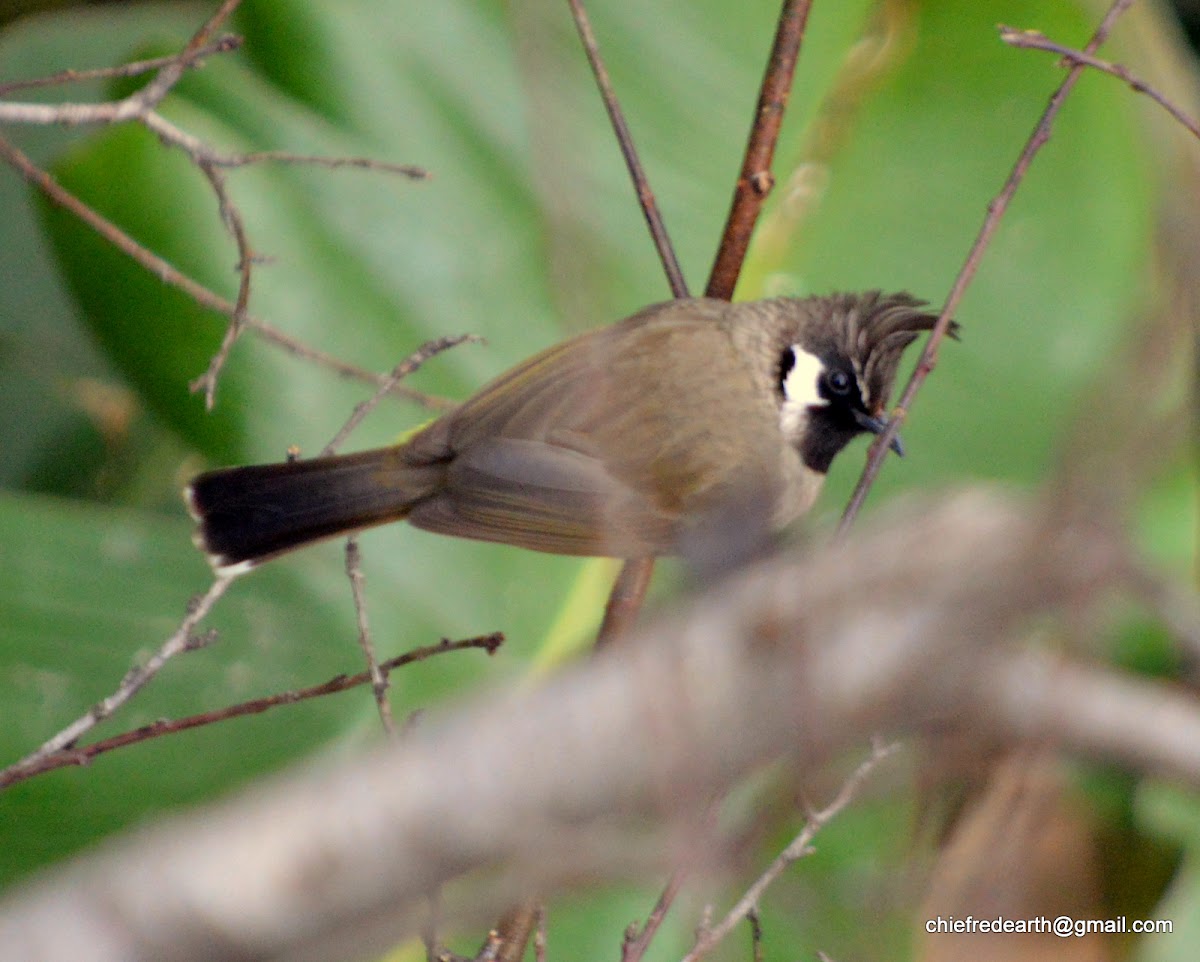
(836, 0), (1138, 537)
(0, 134), (451, 408)
(1000, 25), (1200, 140)
(190, 159), (255, 408)
(310, 336), (475, 705)
(705, 0), (814, 300)
(207, 150), (431, 178)
(0, 2), (242, 125)
(1, 0), (436, 408)
(138, 109), (431, 177)
(0, 635), (504, 789)
(346, 539), (397, 736)
(0, 574), (236, 787)
(566, 0), (688, 299)
(621, 867), (686, 962)
(566, 0), (697, 652)
(319, 334), (481, 457)
(747, 908), (764, 962)
(0, 35), (242, 96)
(145, 0), (244, 104)
(682, 740), (898, 962)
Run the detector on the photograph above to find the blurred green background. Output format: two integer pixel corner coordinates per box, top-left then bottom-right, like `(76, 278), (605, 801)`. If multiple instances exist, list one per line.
(1, 1), (1198, 960)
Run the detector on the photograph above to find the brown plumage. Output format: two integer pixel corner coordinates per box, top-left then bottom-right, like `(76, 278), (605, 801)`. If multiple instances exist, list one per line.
(187, 293), (943, 572)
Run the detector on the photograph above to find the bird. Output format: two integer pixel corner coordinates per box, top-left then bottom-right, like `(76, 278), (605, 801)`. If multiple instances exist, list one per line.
(186, 292), (944, 574)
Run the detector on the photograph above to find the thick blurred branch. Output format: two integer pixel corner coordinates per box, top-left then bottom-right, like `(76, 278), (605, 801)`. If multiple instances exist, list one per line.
(2, 488), (1197, 962)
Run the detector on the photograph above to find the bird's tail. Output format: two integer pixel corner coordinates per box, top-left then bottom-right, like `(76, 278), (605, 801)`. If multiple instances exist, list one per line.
(186, 448), (442, 573)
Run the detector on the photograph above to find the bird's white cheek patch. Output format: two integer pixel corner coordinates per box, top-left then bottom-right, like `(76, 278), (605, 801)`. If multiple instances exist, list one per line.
(779, 346), (826, 436)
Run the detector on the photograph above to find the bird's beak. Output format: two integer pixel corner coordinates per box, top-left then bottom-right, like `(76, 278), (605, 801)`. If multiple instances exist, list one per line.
(854, 409), (905, 457)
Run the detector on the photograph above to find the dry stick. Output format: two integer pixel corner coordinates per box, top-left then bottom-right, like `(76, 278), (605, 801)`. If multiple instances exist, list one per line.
(150, 107), (426, 408)
(0, 35), (242, 96)
(2, 2), (431, 405)
(681, 740), (899, 962)
(151, 0), (243, 97)
(476, 0), (699, 949)
(0, 3), (455, 784)
(0, 135), (448, 408)
(211, 150), (430, 178)
(0, 574), (236, 787)
(0, 635), (502, 790)
(1000, 25), (1200, 141)
(835, 0), (1138, 537)
(566, 0), (689, 300)
(320, 334), (481, 457)
(345, 539), (398, 735)
(191, 159), (255, 409)
(3, 78), (428, 401)
(329, 341), (482, 735)
(320, 334), (484, 875)
(705, 0), (814, 300)
(747, 908), (764, 962)
(138, 109), (432, 179)
(322, 335), (482, 738)
(137, 112), (424, 407)
(0, 0), (242, 126)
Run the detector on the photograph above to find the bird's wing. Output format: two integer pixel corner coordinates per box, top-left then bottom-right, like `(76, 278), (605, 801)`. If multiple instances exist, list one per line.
(401, 299), (783, 555)
(405, 435), (674, 556)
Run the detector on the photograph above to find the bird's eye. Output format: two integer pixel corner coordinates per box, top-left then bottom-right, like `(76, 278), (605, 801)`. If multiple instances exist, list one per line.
(777, 347), (797, 395)
(826, 370), (853, 396)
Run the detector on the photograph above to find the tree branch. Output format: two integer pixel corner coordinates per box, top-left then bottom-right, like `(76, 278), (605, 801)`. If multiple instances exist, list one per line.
(2, 488), (1195, 961)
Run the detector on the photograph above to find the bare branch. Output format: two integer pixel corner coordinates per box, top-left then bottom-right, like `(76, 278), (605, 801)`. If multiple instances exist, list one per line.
(567, 0), (688, 299)
(0, 574), (235, 786)
(188, 159), (255, 408)
(682, 740), (898, 962)
(2, 489), (1195, 961)
(0, 134), (450, 408)
(345, 539), (397, 736)
(705, 0), (814, 300)
(0, 36), (242, 97)
(0, 1), (437, 409)
(837, 0), (1138, 535)
(1000, 26), (1200, 140)
(621, 866), (687, 962)
(0, 0), (242, 125)
(0, 635), (503, 789)
(319, 334), (481, 458)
